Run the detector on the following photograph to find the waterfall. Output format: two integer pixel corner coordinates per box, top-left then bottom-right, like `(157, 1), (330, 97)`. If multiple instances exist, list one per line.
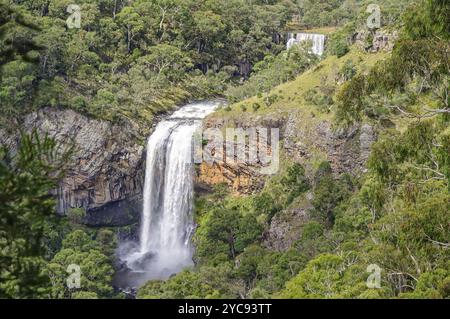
(118, 101), (220, 288)
(287, 33), (326, 56)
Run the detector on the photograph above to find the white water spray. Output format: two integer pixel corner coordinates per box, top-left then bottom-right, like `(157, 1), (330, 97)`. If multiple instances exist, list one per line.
(119, 101), (220, 287)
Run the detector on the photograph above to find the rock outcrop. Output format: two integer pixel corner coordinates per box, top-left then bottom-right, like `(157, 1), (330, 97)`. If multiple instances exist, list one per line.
(352, 29), (398, 53)
(196, 162), (263, 195)
(195, 115), (286, 194)
(1, 108), (146, 227)
(263, 198), (312, 252)
(196, 109), (377, 252)
(197, 110), (377, 194)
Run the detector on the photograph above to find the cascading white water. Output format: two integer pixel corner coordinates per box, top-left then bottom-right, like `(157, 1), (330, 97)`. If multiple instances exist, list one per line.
(287, 33), (326, 56)
(118, 101), (220, 288)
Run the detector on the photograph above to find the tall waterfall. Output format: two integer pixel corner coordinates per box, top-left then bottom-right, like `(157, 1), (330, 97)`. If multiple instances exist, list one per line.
(287, 33), (326, 56)
(118, 101), (220, 288)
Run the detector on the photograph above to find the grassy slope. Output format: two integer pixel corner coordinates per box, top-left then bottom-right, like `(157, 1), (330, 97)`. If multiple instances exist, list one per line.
(207, 47), (389, 175)
(211, 47), (388, 122)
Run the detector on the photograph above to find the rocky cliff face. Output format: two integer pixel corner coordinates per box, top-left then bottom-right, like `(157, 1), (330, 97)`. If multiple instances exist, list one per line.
(1, 108), (146, 227)
(196, 110), (377, 252)
(195, 115), (286, 194)
(197, 111), (376, 195)
(263, 199), (312, 251)
(352, 29), (398, 53)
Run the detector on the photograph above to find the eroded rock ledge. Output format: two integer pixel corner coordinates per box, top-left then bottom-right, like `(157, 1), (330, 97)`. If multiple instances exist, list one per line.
(1, 108), (146, 227)
(196, 111), (377, 196)
(195, 110), (377, 252)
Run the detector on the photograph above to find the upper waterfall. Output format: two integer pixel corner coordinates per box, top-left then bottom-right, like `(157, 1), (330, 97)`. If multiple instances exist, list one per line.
(117, 101), (221, 289)
(287, 33), (326, 56)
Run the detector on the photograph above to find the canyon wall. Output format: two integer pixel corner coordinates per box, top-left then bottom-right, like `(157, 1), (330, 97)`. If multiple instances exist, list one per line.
(1, 108), (146, 227)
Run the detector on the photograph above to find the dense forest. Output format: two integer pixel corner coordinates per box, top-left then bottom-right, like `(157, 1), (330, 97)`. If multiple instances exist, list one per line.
(0, 0), (449, 299)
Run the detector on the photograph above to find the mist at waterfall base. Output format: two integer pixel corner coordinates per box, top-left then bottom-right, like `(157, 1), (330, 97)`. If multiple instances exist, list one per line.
(115, 101), (221, 290)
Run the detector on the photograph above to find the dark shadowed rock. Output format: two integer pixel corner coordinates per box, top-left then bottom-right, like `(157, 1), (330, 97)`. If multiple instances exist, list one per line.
(1, 107), (146, 227)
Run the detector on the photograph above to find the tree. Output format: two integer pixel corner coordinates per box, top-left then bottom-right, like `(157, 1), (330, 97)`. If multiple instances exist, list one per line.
(138, 44), (193, 82)
(0, 60), (36, 118)
(0, 131), (70, 298)
(278, 253), (373, 298)
(137, 270), (215, 299)
(0, 2), (42, 67)
(311, 162), (353, 225)
(204, 208), (240, 260)
(47, 246), (114, 298)
(195, 207), (263, 263)
(116, 6), (144, 53)
(46, 229), (114, 299)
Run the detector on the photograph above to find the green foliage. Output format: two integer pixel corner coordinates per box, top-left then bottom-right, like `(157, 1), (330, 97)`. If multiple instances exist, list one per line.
(0, 131), (70, 298)
(252, 163), (310, 221)
(0, 1), (42, 67)
(311, 162), (354, 225)
(289, 0), (358, 29)
(0, 60), (37, 119)
(195, 207), (263, 262)
(278, 253), (387, 298)
(336, 1), (450, 125)
(138, 264), (240, 299)
(96, 228), (117, 257)
(46, 244), (114, 298)
(403, 0), (450, 41)
(1, 0), (297, 125)
(326, 24), (352, 57)
(0, 131), (116, 299)
(339, 59), (357, 82)
(279, 254), (345, 298)
(253, 248), (307, 294)
(331, 120), (450, 296)
(293, 221), (333, 260)
(280, 163), (310, 204)
(66, 208), (86, 225)
(72, 291), (98, 299)
(399, 268), (450, 298)
(226, 43), (318, 103)
(61, 229), (97, 252)
(304, 87), (334, 112)
(187, 162), (315, 297)
(46, 227), (115, 299)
